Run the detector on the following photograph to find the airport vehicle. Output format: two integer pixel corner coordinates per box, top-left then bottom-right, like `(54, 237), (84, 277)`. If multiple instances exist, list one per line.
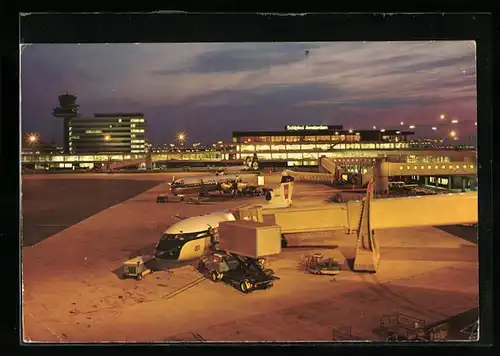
(238, 185), (264, 197)
(388, 181), (406, 189)
(156, 195), (185, 203)
(304, 253), (342, 276)
(380, 313), (450, 341)
(199, 251), (278, 293)
(380, 313), (428, 341)
(154, 175), (294, 261)
(120, 256), (153, 281)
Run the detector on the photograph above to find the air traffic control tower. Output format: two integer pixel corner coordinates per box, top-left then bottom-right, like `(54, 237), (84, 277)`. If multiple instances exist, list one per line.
(52, 93), (81, 154)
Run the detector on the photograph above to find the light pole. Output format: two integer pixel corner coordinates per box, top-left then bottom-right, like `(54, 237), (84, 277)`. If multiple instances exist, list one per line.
(26, 133), (39, 172)
(177, 132), (187, 147)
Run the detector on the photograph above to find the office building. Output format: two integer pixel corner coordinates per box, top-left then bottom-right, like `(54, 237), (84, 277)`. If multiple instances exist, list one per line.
(68, 113), (147, 154)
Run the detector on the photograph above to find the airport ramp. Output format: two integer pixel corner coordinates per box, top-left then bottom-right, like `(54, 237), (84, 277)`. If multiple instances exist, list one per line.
(319, 157), (337, 175)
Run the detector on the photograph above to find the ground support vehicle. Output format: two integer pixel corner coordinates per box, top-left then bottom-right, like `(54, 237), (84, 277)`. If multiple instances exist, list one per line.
(198, 251), (278, 293)
(120, 256), (154, 281)
(304, 253), (342, 276)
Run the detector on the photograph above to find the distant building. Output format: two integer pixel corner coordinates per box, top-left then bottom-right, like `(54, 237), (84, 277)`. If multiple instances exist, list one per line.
(68, 113), (147, 154)
(21, 140), (63, 155)
(52, 94), (147, 154)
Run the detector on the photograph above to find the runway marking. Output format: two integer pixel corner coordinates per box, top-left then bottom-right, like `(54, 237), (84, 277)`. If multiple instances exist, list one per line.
(26, 312), (63, 342)
(161, 275), (207, 301)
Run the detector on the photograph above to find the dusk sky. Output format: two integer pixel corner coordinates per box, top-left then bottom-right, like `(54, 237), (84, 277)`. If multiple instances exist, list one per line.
(21, 41), (477, 146)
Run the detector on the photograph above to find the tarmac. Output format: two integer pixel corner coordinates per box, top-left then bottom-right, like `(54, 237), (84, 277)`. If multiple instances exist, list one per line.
(22, 176), (163, 246)
(21, 172), (479, 343)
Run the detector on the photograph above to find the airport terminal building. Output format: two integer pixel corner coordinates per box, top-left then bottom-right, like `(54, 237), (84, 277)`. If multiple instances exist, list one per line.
(226, 125), (417, 167)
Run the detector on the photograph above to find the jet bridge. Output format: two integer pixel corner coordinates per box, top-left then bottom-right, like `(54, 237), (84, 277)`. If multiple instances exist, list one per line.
(257, 191), (477, 235)
(238, 182), (477, 273)
(284, 171), (336, 185)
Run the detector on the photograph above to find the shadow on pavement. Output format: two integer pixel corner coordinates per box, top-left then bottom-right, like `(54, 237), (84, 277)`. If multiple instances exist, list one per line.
(434, 225), (478, 245)
(22, 178), (162, 247)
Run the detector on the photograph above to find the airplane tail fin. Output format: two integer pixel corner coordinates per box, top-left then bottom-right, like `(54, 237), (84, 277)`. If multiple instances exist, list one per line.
(250, 153), (259, 170)
(263, 174), (294, 208)
(168, 176), (175, 185)
(244, 154), (259, 170)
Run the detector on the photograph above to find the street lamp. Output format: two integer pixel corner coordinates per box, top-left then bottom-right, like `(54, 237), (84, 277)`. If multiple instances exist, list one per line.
(400, 121), (404, 126)
(26, 133), (39, 145)
(409, 125), (415, 129)
(440, 114), (446, 120)
(449, 130), (457, 138)
(26, 133), (40, 172)
(177, 132), (187, 145)
(373, 126), (377, 130)
(104, 135), (111, 141)
(451, 119), (458, 124)
(431, 127), (437, 131)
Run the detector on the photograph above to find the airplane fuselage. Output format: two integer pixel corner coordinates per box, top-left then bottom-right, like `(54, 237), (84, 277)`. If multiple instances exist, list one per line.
(170, 175), (243, 196)
(171, 183), (221, 196)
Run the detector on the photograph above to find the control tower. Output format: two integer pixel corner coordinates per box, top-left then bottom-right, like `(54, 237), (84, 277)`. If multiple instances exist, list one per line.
(52, 93), (81, 153)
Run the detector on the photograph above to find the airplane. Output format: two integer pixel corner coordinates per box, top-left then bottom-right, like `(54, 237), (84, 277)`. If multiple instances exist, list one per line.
(169, 173), (256, 197)
(155, 174), (295, 261)
(214, 154), (259, 175)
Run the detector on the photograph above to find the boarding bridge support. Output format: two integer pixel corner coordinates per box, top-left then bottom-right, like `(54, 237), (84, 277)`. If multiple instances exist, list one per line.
(353, 180), (380, 272)
(145, 152), (153, 171)
(374, 159), (389, 196)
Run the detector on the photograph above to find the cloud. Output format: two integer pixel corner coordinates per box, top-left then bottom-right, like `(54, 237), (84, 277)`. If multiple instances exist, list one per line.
(184, 82), (349, 108)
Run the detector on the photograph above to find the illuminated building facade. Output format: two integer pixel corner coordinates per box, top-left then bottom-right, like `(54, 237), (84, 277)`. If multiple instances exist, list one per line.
(228, 125), (415, 166)
(68, 113), (147, 154)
